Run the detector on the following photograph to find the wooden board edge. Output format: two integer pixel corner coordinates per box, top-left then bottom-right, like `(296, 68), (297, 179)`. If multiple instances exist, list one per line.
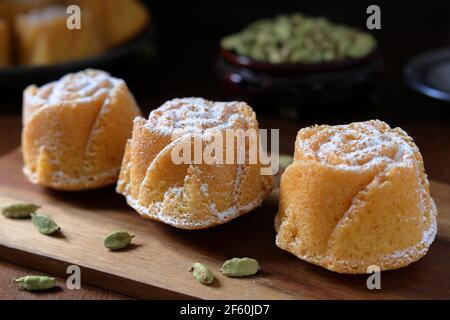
(0, 244), (196, 300)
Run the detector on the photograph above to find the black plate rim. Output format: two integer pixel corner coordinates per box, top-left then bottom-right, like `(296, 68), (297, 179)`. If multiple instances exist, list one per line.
(404, 47), (450, 102)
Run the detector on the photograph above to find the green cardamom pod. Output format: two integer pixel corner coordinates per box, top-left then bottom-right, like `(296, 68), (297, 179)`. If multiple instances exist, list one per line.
(14, 275), (56, 291)
(279, 155), (294, 169)
(1, 203), (40, 219)
(104, 231), (134, 250)
(249, 47), (266, 61)
(31, 213), (60, 235)
(220, 13), (376, 64)
(220, 257), (260, 277)
(190, 262), (214, 285)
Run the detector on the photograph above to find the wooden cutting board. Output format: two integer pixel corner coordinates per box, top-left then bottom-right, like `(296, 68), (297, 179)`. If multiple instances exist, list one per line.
(0, 149), (449, 299)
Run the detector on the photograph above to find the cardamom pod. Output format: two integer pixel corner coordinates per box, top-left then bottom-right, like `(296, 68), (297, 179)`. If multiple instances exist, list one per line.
(1, 203), (40, 219)
(31, 213), (60, 235)
(104, 231), (134, 250)
(14, 275), (56, 291)
(190, 262), (214, 285)
(279, 154), (294, 169)
(220, 257), (260, 277)
(221, 13), (376, 64)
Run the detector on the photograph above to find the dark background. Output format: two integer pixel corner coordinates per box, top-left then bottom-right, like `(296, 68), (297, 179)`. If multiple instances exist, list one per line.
(136, 0), (450, 120)
(2, 0), (450, 128)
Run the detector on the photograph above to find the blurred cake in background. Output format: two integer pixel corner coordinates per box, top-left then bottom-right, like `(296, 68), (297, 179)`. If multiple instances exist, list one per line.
(0, 19), (10, 66)
(15, 6), (104, 66)
(68, 0), (150, 48)
(0, 0), (150, 67)
(0, 0), (57, 22)
(104, 0), (150, 47)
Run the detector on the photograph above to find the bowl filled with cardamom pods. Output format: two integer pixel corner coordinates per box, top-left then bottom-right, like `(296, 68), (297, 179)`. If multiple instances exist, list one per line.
(215, 13), (382, 115)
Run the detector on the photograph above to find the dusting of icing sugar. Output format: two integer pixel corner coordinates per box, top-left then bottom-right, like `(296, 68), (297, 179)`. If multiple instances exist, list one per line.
(23, 166), (120, 189)
(123, 190), (265, 229)
(233, 165), (244, 197)
(297, 120), (416, 171)
(200, 183), (209, 196)
(25, 69), (122, 110)
(19, 5), (66, 25)
(277, 120), (437, 273)
(117, 98), (271, 228)
(143, 98), (256, 136)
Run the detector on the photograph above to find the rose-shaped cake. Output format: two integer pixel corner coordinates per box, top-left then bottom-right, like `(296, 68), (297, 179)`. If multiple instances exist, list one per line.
(275, 120), (437, 273)
(22, 69), (141, 190)
(117, 98), (273, 229)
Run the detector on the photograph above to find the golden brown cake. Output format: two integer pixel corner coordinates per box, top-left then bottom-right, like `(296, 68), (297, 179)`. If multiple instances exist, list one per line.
(22, 69), (142, 191)
(275, 120), (437, 273)
(15, 5), (105, 66)
(68, 0), (149, 48)
(0, 0), (149, 67)
(117, 98), (273, 229)
(0, 19), (10, 67)
(0, 0), (57, 22)
(103, 0), (149, 47)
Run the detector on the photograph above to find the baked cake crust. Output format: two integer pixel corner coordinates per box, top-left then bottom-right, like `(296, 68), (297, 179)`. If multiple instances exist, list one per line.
(66, 0), (150, 48)
(117, 98), (273, 229)
(22, 69), (141, 191)
(15, 5), (105, 66)
(275, 120), (437, 273)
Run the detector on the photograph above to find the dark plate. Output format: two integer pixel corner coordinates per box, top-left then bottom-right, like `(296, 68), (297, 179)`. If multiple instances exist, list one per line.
(404, 48), (450, 102)
(0, 27), (153, 88)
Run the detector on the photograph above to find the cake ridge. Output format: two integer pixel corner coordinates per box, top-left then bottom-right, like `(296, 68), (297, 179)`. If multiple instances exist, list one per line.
(296, 120), (418, 172)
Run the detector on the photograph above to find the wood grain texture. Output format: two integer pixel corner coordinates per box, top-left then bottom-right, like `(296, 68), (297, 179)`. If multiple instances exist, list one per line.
(430, 181), (450, 241)
(0, 116), (131, 300)
(0, 115), (21, 155)
(0, 260), (128, 300)
(0, 149), (449, 300)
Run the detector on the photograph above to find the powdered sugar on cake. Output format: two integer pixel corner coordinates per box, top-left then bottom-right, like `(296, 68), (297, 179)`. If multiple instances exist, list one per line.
(122, 186), (266, 228)
(117, 97), (272, 229)
(144, 98), (257, 136)
(276, 119), (437, 273)
(25, 69), (122, 111)
(24, 166), (120, 189)
(297, 120), (416, 171)
(20, 6), (67, 26)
